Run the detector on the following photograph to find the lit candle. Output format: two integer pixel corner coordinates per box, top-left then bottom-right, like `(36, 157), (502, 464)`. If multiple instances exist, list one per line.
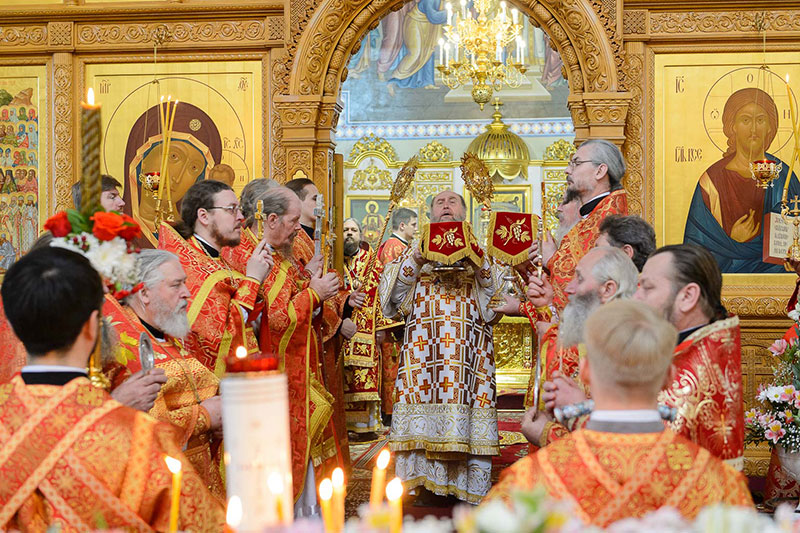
(511, 7), (519, 25)
(454, 40), (460, 63)
(226, 495), (242, 533)
(446, 2), (452, 26)
(319, 479), (335, 533)
(496, 33), (502, 61)
(385, 477), (403, 533)
(500, 1), (507, 22)
(165, 456), (182, 533)
(80, 88), (102, 216)
(444, 43), (450, 66)
(438, 38), (445, 67)
(516, 36), (523, 63)
(267, 472), (285, 524)
(370, 449), (391, 510)
(332, 467), (345, 532)
(460, 0), (466, 18)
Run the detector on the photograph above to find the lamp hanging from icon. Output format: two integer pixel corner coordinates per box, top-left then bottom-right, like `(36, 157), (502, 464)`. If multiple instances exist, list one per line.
(436, 0), (526, 110)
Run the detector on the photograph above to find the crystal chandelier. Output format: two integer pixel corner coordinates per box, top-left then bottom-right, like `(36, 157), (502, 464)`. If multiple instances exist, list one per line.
(436, 0), (527, 110)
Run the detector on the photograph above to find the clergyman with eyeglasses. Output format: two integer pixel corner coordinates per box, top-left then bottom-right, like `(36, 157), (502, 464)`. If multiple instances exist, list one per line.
(158, 179), (274, 374)
(527, 139), (629, 315)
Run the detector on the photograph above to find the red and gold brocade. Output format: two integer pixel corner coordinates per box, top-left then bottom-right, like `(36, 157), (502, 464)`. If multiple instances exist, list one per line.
(0, 376), (224, 532)
(292, 229), (350, 475)
(260, 251), (335, 500)
(0, 299), (25, 383)
(376, 235), (408, 414)
(341, 245), (392, 432)
(221, 227), (259, 275)
(659, 316), (744, 468)
(521, 321), (581, 410)
(158, 223), (260, 376)
(486, 429), (752, 526)
(104, 299), (225, 500)
(547, 189), (628, 313)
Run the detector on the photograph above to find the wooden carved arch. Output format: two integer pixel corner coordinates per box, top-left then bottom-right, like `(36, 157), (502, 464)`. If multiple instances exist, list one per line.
(276, 0), (632, 190)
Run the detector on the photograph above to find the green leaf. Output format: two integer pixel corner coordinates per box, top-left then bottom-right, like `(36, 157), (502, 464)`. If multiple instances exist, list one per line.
(65, 209), (90, 234)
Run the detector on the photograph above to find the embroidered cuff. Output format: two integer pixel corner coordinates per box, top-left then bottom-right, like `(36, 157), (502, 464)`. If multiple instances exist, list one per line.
(233, 277), (261, 311)
(195, 405), (211, 437)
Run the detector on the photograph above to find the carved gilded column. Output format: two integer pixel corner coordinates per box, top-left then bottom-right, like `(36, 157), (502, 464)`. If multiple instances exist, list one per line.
(51, 52), (75, 213)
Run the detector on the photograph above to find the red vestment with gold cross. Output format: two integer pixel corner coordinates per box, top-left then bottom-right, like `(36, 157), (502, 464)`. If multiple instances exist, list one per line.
(0, 376), (225, 532)
(292, 228), (350, 476)
(376, 235), (408, 414)
(547, 189), (628, 314)
(341, 244), (392, 433)
(658, 316), (744, 468)
(103, 298), (225, 500)
(158, 223), (260, 376)
(486, 429), (753, 526)
(260, 250), (336, 500)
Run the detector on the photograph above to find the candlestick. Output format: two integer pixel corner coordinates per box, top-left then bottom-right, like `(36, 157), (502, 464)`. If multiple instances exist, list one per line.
(385, 477), (403, 533)
(80, 88), (102, 216)
(370, 449), (391, 510)
(256, 199), (265, 239)
(319, 479), (335, 533)
(158, 97), (171, 204)
(332, 467), (345, 532)
(267, 472), (286, 524)
(226, 495), (242, 533)
(165, 456), (182, 533)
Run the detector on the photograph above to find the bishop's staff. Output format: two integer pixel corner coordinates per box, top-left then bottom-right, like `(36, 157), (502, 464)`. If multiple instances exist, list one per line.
(357, 156), (418, 291)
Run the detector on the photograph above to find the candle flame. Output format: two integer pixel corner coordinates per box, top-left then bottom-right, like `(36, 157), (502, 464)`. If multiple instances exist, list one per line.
(87, 88), (95, 106)
(235, 346), (247, 359)
(226, 495), (243, 528)
(332, 467), (344, 488)
(267, 472), (284, 495)
(164, 456), (182, 474)
(377, 449), (390, 470)
(319, 478), (333, 500)
(787, 74), (791, 84)
(385, 477), (403, 501)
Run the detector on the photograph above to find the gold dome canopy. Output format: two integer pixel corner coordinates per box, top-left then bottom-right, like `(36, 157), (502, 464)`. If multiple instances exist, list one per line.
(466, 99), (530, 181)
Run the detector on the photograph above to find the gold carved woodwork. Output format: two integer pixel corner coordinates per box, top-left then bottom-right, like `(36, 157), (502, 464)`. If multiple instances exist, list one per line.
(47, 22), (73, 48)
(542, 170), (568, 236)
(351, 161), (393, 190)
(649, 10), (800, 35)
(0, 26), (47, 47)
(543, 138), (576, 162)
(76, 21), (266, 49)
(416, 171), (451, 182)
(52, 53), (74, 213)
(622, 9), (648, 36)
(494, 317), (534, 392)
(418, 141), (451, 163)
(348, 133), (397, 163)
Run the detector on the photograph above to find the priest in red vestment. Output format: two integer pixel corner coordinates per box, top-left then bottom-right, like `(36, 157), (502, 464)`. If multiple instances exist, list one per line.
(0, 247), (224, 532)
(633, 244), (744, 469)
(486, 300), (752, 525)
(286, 178), (354, 475)
(105, 249), (226, 500)
(158, 180), (274, 376)
(540, 139), (629, 314)
(257, 185), (341, 515)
